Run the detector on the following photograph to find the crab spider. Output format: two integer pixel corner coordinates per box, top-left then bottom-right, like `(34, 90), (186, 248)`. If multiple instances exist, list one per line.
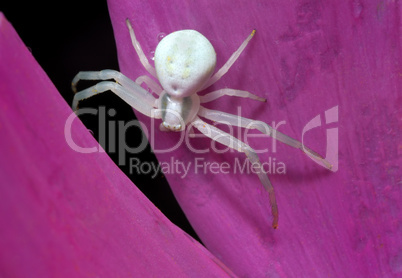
(72, 19), (332, 229)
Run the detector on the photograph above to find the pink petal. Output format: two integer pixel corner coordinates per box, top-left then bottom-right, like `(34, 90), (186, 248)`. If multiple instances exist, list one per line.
(108, 1), (402, 277)
(0, 13), (234, 277)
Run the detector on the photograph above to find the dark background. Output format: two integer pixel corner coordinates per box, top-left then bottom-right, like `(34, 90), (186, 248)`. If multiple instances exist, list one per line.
(1, 1), (200, 242)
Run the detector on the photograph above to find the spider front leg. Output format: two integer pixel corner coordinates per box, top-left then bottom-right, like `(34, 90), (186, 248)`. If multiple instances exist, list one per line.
(72, 70), (158, 118)
(191, 117), (279, 229)
(198, 106), (332, 170)
(72, 70), (154, 103)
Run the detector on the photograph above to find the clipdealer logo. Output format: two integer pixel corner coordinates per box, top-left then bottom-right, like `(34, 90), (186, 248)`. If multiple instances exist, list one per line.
(64, 105), (339, 173)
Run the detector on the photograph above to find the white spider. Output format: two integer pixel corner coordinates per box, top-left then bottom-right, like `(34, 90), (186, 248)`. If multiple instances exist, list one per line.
(72, 19), (332, 229)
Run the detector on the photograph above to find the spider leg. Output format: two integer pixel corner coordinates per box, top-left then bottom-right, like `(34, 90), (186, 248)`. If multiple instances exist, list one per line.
(72, 70), (156, 108)
(126, 19), (157, 78)
(198, 106), (333, 170)
(191, 116), (279, 229)
(201, 30), (256, 90)
(200, 88), (265, 103)
(135, 75), (163, 96)
(72, 81), (159, 118)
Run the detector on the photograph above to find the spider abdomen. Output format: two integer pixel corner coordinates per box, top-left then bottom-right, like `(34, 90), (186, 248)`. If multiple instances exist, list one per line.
(154, 30), (216, 98)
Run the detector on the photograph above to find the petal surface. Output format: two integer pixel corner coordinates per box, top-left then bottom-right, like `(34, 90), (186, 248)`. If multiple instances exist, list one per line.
(0, 13), (234, 277)
(108, 1), (402, 277)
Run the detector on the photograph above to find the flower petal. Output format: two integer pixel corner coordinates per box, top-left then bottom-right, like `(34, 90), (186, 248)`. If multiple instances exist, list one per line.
(0, 13), (234, 277)
(108, 1), (402, 277)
